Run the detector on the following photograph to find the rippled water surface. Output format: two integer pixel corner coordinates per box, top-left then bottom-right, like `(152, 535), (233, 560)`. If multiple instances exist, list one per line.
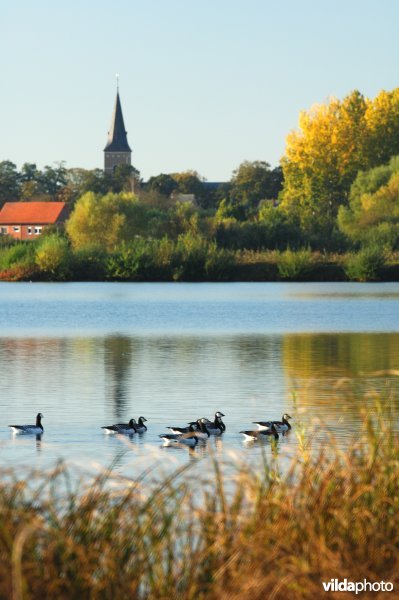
(0, 282), (398, 478)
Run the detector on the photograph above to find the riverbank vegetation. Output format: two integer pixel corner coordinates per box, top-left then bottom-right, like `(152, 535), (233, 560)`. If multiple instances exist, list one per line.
(1, 87), (399, 281)
(0, 406), (397, 599)
(2, 232), (399, 282)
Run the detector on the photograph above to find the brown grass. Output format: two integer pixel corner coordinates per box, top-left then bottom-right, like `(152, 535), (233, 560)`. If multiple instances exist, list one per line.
(0, 408), (398, 599)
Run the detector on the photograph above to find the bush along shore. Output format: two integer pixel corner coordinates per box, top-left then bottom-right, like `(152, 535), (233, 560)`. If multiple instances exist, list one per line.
(1, 234), (399, 282)
(0, 407), (398, 599)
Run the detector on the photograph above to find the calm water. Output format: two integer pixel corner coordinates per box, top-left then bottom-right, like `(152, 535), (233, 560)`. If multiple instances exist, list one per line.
(0, 282), (398, 479)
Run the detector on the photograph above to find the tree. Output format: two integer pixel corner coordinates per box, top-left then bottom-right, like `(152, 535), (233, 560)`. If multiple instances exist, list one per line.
(338, 157), (399, 249)
(280, 87), (399, 231)
(0, 161), (20, 204)
(113, 164), (141, 193)
(20, 163), (42, 200)
(20, 162), (40, 182)
(281, 91), (369, 221)
(146, 173), (178, 197)
(171, 171), (205, 196)
(66, 192), (141, 251)
(35, 234), (70, 277)
(230, 161), (283, 206)
(39, 162), (68, 200)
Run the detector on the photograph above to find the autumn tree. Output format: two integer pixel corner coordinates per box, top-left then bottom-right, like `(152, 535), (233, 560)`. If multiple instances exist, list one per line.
(281, 88), (399, 229)
(66, 192), (142, 251)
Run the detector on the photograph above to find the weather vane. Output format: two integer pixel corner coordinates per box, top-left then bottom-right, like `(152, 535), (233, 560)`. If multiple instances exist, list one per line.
(115, 73), (119, 91)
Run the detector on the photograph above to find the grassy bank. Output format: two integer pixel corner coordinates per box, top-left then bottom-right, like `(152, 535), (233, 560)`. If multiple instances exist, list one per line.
(1, 235), (399, 282)
(0, 409), (398, 599)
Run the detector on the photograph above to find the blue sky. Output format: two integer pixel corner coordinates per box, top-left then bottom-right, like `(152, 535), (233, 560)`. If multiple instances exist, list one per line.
(2, 0), (399, 181)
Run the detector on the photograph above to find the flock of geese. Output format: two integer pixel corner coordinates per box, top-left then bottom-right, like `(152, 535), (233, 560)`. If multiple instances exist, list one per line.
(8, 412), (293, 446)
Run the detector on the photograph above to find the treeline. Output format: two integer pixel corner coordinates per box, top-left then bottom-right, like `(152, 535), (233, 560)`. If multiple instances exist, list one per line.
(1, 86), (399, 280)
(0, 160), (283, 210)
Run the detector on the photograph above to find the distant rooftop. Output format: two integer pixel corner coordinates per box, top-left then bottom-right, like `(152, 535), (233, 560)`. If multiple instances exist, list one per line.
(0, 202), (68, 224)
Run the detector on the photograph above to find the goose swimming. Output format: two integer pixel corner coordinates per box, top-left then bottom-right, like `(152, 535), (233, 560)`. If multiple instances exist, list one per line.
(166, 422), (197, 435)
(9, 413), (44, 435)
(240, 423), (279, 441)
(195, 419), (211, 439)
(134, 416), (148, 433)
(253, 414), (292, 432)
(202, 411), (226, 434)
(159, 431), (199, 447)
(101, 419), (138, 434)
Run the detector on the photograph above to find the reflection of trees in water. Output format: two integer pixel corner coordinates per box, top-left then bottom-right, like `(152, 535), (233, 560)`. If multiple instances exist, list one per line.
(104, 336), (134, 419)
(283, 333), (399, 378)
(282, 333), (399, 423)
(228, 335), (282, 372)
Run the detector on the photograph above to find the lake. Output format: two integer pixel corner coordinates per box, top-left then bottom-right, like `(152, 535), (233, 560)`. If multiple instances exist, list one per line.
(0, 281), (398, 479)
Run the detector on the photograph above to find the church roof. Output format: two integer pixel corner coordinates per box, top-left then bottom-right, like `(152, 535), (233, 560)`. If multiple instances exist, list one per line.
(104, 92), (132, 152)
(0, 202), (68, 225)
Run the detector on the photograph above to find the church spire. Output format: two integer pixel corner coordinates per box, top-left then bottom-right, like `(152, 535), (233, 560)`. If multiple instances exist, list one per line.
(104, 82), (132, 173)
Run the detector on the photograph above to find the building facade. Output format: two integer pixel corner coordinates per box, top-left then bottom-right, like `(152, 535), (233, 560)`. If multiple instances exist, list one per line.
(104, 92), (132, 174)
(0, 202), (69, 240)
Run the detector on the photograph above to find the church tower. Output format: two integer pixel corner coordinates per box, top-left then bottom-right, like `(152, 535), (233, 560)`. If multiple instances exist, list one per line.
(104, 84), (132, 174)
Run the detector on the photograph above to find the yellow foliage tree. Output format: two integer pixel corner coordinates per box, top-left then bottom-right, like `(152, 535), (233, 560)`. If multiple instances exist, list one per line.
(66, 192), (138, 251)
(280, 88), (399, 231)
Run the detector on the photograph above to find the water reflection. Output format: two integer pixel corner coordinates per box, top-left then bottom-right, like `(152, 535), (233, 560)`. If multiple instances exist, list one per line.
(282, 333), (399, 433)
(0, 330), (398, 474)
(104, 336), (133, 419)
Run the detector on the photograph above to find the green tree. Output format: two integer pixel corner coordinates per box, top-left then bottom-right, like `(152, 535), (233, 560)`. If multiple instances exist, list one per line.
(113, 164), (141, 193)
(171, 170), (205, 199)
(20, 163), (42, 200)
(39, 162), (68, 199)
(0, 161), (20, 204)
(338, 158), (399, 249)
(230, 161), (283, 206)
(146, 173), (178, 197)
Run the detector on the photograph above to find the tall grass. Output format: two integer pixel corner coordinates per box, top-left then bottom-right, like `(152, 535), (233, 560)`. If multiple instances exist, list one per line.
(0, 407), (398, 599)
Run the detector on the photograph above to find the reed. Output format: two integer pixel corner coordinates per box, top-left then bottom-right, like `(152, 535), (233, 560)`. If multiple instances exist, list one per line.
(0, 408), (398, 599)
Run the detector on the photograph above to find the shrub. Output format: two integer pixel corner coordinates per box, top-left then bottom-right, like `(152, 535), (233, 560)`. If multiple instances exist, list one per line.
(277, 248), (313, 280)
(105, 240), (155, 281)
(172, 234), (208, 280)
(0, 242), (36, 272)
(344, 246), (385, 281)
(70, 245), (108, 281)
(35, 234), (71, 279)
(205, 244), (235, 280)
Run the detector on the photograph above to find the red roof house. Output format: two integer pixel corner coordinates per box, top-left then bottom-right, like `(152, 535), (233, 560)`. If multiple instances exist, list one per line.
(0, 202), (69, 240)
